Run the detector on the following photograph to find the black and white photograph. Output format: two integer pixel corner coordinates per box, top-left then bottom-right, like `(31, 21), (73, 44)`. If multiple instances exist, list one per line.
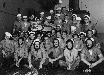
(0, 0), (104, 75)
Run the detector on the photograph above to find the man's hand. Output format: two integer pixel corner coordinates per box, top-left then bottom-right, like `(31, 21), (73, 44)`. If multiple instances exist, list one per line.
(89, 63), (97, 68)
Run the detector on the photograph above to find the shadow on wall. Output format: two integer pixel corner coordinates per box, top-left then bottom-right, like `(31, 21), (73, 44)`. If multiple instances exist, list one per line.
(38, 0), (58, 11)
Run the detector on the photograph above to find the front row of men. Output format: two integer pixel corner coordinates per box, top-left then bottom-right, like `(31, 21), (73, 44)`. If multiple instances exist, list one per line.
(0, 30), (104, 73)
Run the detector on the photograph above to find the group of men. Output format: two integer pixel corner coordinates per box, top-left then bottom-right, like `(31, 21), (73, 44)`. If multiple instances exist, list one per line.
(0, 0), (104, 74)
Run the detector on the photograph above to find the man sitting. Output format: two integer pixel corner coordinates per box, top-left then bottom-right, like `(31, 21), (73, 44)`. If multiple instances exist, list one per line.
(78, 38), (104, 73)
(14, 37), (29, 68)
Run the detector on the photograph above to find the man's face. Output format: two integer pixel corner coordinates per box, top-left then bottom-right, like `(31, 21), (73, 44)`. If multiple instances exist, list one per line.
(56, 32), (61, 38)
(5, 35), (9, 40)
(87, 31), (93, 37)
(67, 42), (73, 50)
(77, 20), (80, 24)
(73, 35), (79, 41)
(18, 16), (22, 21)
(34, 41), (40, 49)
(30, 16), (34, 20)
(19, 39), (23, 45)
(71, 29), (76, 34)
(30, 34), (35, 39)
(40, 14), (44, 17)
(65, 16), (68, 20)
(44, 37), (49, 43)
(86, 40), (93, 48)
(72, 16), (76, 21)
(84, 18), (89, 23)
(52, 30), (55, 35)
(62, 32), (67, 39)
(24, 18), (27, 22)
(80, 34), (84, 39)
(56, 26), (60, 30)
(47, 33), (51, 37)
(54, 40), (59, 48)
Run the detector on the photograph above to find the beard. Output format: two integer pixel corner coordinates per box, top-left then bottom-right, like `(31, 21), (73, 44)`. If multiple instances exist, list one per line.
(86, 44), (93, 50)
(54, 45), (58, 48)
(66, 46), (73, 50)
(34, 45), (40, 51)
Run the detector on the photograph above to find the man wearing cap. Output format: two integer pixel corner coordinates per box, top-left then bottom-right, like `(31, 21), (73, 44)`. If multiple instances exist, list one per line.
(72, 14), (77, 26)
(82, 15), (93, 32)
(0, 32), (15, 68)
(75, 17), (82, 34)
(21, 16), (30, 32)
(28, 38), (43, 68)
(49, 10), (55, 22)
(40, 12), (45, 23)
(0, 32), (14, 58)
(26, 31), (36, 49)
(13, 14), (22, 35)
(54, 14), (63, 28)
(29, 15), (35, 25)
(44, 16), (56, 28)
(62, 15), (71, 34)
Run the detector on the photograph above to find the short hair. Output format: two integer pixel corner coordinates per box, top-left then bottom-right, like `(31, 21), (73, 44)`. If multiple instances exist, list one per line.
(53, 38), (59, 45)
(18, 37), (24, 45)
(66, 39), (73, 45)
(56, 30), (61, 34)
(66, 39), (74, 49)
(86, 29), (93, 34)
(18, 37), (24, 41)
(62, 30), (67, 35)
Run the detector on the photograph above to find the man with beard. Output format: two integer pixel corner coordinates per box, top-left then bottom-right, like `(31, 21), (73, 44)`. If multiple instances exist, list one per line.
(78, 38), (104, 73)
(28, 39), (42, 69)
(63, 39), (80, 70)
(48, 38), (63, 69)
(14, 37), (29, 68)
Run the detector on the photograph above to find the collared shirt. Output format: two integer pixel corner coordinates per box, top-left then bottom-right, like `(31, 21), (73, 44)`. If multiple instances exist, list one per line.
(41, 42), (53, 51)
(64, 48), (78, 63)
(31, 45), (42, 59)
(14, 21), (22, 31)
(81, 47), (102, 62)
(15, 43), (28, 58)
(73, 39), (83, 50)
(21, 22), (30, 32)
(0, 40), (15, 57)
(49, 47), (63, 58)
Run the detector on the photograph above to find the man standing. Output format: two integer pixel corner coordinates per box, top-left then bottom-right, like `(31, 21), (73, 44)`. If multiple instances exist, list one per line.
(13, 14), (22, 35)
(21, 16), (30, 32)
